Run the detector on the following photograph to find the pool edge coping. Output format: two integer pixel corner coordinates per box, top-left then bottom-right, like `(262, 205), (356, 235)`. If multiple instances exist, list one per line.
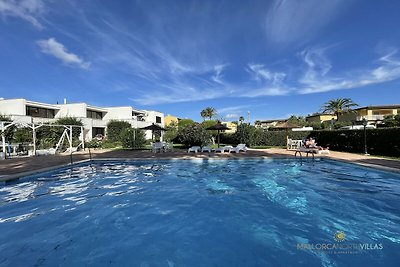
(1, 156), (399, 183)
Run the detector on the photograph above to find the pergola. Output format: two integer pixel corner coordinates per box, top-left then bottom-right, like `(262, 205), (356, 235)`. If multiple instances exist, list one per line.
(0, 121), (85, 159)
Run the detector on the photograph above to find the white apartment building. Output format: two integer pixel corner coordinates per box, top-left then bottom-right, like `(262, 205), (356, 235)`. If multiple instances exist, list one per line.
(0, 98), (164, 140)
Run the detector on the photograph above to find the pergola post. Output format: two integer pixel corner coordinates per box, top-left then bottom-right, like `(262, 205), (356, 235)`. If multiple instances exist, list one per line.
(69, 126), (73, 152)
(32, 123), (37, 156)
(80, 126), (85, 150)
(1, 122), (6, 159)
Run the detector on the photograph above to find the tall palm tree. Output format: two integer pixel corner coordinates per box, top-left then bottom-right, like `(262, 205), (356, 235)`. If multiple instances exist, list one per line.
(200, 109), (208, 121)
(204, 107), (217, 120)
(322, 98), (358, 120)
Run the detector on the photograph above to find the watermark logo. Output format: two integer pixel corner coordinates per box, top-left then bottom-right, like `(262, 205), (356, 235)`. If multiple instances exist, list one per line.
(296, 230), (383, 255)
(334, 231), (346, 242)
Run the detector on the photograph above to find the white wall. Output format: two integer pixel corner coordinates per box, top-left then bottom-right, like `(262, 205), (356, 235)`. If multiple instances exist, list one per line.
(0, 99), (26, 116)
(55, 103), (87, 118)
(104, 107), (132, 120)
(144, 110), (164, 127)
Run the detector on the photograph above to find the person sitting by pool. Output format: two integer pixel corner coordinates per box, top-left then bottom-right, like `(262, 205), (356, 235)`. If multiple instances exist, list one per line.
(305, 137), (329, 150)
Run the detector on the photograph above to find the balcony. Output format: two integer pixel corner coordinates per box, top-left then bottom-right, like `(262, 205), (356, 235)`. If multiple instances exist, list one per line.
(356, 115), (386, 121)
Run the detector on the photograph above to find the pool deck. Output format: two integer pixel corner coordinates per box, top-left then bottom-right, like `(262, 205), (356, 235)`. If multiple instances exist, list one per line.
(1, 148), (399, 181)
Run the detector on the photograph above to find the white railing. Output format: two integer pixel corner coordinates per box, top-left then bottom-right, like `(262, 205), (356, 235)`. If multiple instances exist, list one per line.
(357, 115), (386, 121)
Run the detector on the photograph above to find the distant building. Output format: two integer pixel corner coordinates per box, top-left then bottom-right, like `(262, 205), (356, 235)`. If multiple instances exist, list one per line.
(221, 121), (237, 133)
(255, 119), (287, 129)
(306, 113), (337, 123)
(353, 105), (400, 125)
(164, 114), (179, 126)
(0, 98), (164, 140)
(307, 105), (400, 125)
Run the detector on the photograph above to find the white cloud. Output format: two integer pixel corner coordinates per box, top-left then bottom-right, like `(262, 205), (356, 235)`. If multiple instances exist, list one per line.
(212, 64), (227, 84)
(225, 113), (238, 119)
(265, 0), (346, 44)
(0, 0), (45, 29)
(247, 63), (286, 83)
(244, 63), (289, 97)
(36, 38), (91, 69)
(299, 47), (400, 94)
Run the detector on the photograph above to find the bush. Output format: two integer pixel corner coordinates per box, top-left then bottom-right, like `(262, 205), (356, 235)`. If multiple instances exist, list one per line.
(177, 123), (211, 147)
(164, 122), (178, 142)
(101, 140), (121, 149)
(120, 128), (146, 149)
(86, 139), (102, 149)
(234, 124), (258, 146)
(0, 115), (15, 142)
(106, 120), (132, 142)
(34, 117), (83, 149)
(13, 127), (32, 143)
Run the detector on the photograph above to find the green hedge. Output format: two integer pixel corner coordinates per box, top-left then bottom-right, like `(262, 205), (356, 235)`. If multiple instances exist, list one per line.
(312, 128), (400, 156)
(222, 127), (400, 157)
(221, 130), (310, 147)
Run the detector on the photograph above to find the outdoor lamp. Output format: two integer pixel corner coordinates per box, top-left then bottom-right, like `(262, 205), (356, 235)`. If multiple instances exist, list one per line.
(362, 118), (369, 155)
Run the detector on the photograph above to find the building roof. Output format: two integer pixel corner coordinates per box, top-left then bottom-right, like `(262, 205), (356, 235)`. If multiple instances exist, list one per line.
(355, 105), (400, 110)
(255, 119), (287, 123)
(306, 113), (335, 118)
(25, 100), (60, 110)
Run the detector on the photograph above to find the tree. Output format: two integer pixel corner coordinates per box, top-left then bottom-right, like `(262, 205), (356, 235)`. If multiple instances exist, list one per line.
(382, 114), (400, 127)
(178, 118), (195, 128)
(322, 98), (358, 120)
(177, 123), (212, 146)
(0, 115), (15, 142)
(234, 123), (257, 146)
(287, 115), (307, 127)
(239, 116), (245, 124)
(200, 110), (208, 121)
(106, 120), (131, 141)
(164, 121), (178, 142)
(202, 107), (217, 120)
(120, 128), (146, 149)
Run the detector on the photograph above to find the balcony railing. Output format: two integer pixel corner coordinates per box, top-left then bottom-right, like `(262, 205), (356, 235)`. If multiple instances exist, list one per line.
(356, 115), (385, 121)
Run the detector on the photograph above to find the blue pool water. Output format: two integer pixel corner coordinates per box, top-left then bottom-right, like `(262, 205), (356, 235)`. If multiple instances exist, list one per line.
(0, 159), (399, 266)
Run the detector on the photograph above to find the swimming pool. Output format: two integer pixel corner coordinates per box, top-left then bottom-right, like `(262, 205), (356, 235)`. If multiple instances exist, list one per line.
(0, 159), (399, 266)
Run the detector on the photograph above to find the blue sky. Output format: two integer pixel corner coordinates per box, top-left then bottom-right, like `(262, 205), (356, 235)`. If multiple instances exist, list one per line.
(0, 0), (400, 122)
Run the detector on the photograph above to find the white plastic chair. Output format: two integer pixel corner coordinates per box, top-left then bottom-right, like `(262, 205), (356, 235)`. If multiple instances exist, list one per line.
(152, 142), (164, 153)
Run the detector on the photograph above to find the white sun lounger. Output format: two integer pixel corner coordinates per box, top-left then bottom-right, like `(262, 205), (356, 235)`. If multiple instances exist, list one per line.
(295, 147), (330, 158)
(188, 146), (201, 153)
(214, 147), (224, 153)
(229, 144), (248, 153)
(201, 146), (212, 152)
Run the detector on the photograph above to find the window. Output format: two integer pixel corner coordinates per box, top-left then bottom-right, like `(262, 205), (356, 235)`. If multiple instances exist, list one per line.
(156, 116), (162, 123)
(26, 106), (55, 118)
(87, 110), (103, 120)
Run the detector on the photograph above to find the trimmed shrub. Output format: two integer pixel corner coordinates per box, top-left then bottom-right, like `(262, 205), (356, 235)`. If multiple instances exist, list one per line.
(106, 120), (132, 142)
(120, 128), (146, 149)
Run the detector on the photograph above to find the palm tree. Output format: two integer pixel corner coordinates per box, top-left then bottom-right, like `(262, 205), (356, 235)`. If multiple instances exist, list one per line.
(239, 116), (245, 124)
(322, 98), (358, 120)
(200, 109), (208, 121)
(204, 107), (217, 120)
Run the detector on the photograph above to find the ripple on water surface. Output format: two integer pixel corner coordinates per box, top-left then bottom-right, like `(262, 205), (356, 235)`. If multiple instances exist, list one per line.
(0, 159), (399, 266)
